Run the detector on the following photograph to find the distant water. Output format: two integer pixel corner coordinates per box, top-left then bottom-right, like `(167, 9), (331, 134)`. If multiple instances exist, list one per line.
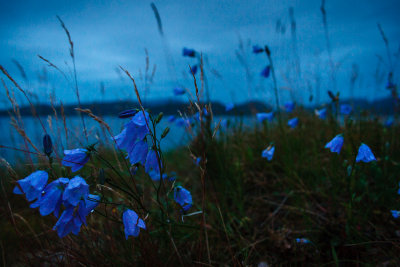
(0, 115), (254, 165)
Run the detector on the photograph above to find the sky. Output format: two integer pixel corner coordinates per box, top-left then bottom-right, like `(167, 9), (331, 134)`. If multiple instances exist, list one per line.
(0, 0), (399, 108)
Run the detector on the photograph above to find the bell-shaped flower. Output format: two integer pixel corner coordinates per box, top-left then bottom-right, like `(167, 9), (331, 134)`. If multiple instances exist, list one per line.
(340, 104), (352, 115)
(145, 150), (162, 174)
(62, 176), (89, 207)
(356, 143), (376, 163)
(43, 134), (53, 156)
(190, 65), (198, 75)
(13, 170), (48, 202)
(225, 103), (234, 112)
(173, 87), (185, 95)
(253, 45), (264, 54)
(284, 102), (295, 113)
(182, 47), (196, 57)
(62, 148), (90, 172)
(174, 186), (193, 212)
(385, 117), (394, 127)
(167, 115), (176, 123)
(391, 210), (400, 219)
(287, 117), (298, 128)
(30, 177), (69, 217)
(256, 112), (274, 123)
(315, 108), (327, 119)
(260, 66), (270, 78)
(262, 145), (275, 161)
(296, 238), (311, 244)
(325, 134), (344, 154)
(127, 139), (148, 166)
(122, 209), (146, 239)
(118, 109), (138, 118)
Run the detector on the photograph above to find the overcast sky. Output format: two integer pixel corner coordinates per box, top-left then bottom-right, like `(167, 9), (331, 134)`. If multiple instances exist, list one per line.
(0, 0), (399, 108)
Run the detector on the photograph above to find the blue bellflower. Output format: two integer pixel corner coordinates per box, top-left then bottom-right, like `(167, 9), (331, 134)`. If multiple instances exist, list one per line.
(284, 102), (295, 113)
(315, 108), (327, 119)
(262, 146), (275, 161)
(385, 117), (394, 127)
(287, 117), (298, 128)
(145, 150), (162, 175)
(225, 103), (234, 112)
(167, 115), (176, 123)
(260, 66), (270, 78)
(256, 112), (274, 123)
(13, 170), (48, 202)
(325, 134), (344, 154)
(62, 148), (90, 172)
(118, 109), (138, 118)
(340, 104), (352, 115)
(174, 186), (193, 212)
(30, 177), (69, 217)
(253, 45), (264, 54)
(296, 238), (311, 244)
(175, 117), (191, 128)
(173, 87), (185, 96)
(356, 143), (376, 163)
(122, 209), (146, 239)
(43, 134), (53, 156)
(182, 47), (196, 57)
(62, 176), (89, 207)
(190, 65), (198, 75)
(391, 210), (400, 219)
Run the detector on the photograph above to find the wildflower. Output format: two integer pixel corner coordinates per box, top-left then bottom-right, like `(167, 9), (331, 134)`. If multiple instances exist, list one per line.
(287, 117), (298, 128)
(340, 104), (352, 115)
(13, 170), (48, 202)
(118, 109), (138, 118)
(256, 112), (274, 123)
(262, 145), (275, 161)
(195, 157), (201, 166)
(325, 134), (344, 154)
(356, 143), (376, 163)
(43, 134), (53, 156)
(190, 65), (198, 75)
(296, 238), (311, 244)
(122, 209), (146, 239)
(62, 148), (90, 172)
(315, 108), (327, 119)
(148, 170), (167, 181)
(127, 139), (148, 165)
(174, 186), (193, 211)
(62, 176), (89, 207)
(397, 182), (400, 195)
(284, 102), (295, 113)
(175, 117), (191, 128)
(145, 150), (162, 174)
(385, 117), (394, 127)
(30, 177), (69, 217)
(167, 115), (176, 123)
(391, 210), (400, 219)
(77, 194), (100, 226)
(260, 66), (270, 78)
(225, 103), (234, 112)
(253, 45), (264, 54)
(173, 87), (185, 95)
(182, 47), (196, 57)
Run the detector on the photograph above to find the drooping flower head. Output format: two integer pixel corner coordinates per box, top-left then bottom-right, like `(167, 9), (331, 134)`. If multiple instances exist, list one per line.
(174, 186), (193, 212)
(127, 139), (148, 166)
(356, 143), (376, 163)
(118, 109), (138, 118)
(391, 210), (400, 219)
(287, 117), (298, 129)
(315, 108), (327, 120)
(145, 150), (162, 175)
(225, 103), (234, 112)
(190, 65), (198, 75)
(325, 134), (344, 154)
(253, 45), (264, 54)
(385, 117), (394, 128)
(62, 148), (90, 172)
(13, 170), (48, 202)
(182, 47), (196, 57)
(284, 102), (295, 113)
(62, 176), (89, 207)
(262, 145), (275, 161)
(167, 115), (176, 123)
(122, 209), (146, 239)
(173, 87), (185, 96)
(296, 238), (311, 244)
(43, 134), (53, 156)
(260, 66), (270, 78)
(30, 177), (69, 217)
(340, 104), (352, 115)
(256, 112), (274, 123)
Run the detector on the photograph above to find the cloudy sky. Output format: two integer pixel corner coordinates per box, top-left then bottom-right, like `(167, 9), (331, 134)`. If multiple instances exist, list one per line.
(0, 0), (399, 108)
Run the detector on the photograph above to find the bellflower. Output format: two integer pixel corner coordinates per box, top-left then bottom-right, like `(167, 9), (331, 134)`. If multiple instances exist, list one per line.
(315, 108), (327, 119)
(260, 66), (270, 78)
(43, 134), (53, 156)
(287, 117), (298, 128)
(127, 139), (148, 166)
(30, 178), (69, 217)
(62, 148), (90, 172)
(77, 194), (100, 226)
(397, 182), (400, 195)
(296, 238), (311, 244)
(262, 145), (275, 161)
(175, 117), (191, 128)
(13, 170), (48, 202)
(340, 104), (352, 115)
(256, 112), (274, 123)
(284, 102), (295, 113)
(145, 150), (162, 174)
(167, 115), (176, 123)
(62, 176), (89, 207)
(385, 117), (394, 127)
(325, 134), (344, 154)
(173, 87), (185, 96)
(122, 209), (146, 239)
(253, 45), (264, 54)
(391, 210), (400, 219)
(182, 47), (196, 57)
(53, 207), (82, 238)
(190, 65), (198, 75)
(225, 103), (234, 112)
(118, 109), (138, 118)
(174, 186), (193, 212)
(356, 143), (376, 163)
